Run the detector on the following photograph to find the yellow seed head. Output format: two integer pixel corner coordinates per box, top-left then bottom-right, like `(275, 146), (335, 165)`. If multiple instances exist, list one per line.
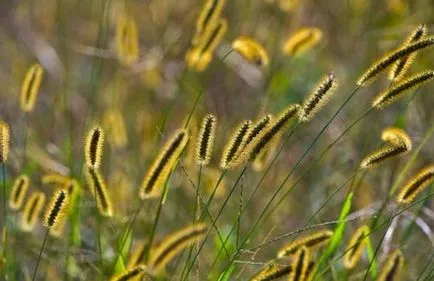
(249, 263), (292, 281)
(357, 36), (434, 86)
(0, 121), (10, 162)
(20, 63), (44, 112)
(196, 114), (217, 166)
(220, 120), (252, 169)
(381, 127), (412, 150)
(85, 126), (105, 170)
(397, 165), (434, 205)
(299, 72), (338, 122)
(343, 225), (370, 269)
(277, 230), (333, 258)
(148, 223), (208, 272)
(110, 265), (148, 281)
(20, 191), (46, 232)
(116, 14), (139, 65)
(185, 48), (214, 72)
(243, 104), (299, 164)
(43, 189), (70, 229)
(377, 249), (404, 281)
(140, 129), (189, 199)
(373, 70), (434, 109)
(193, 0), (227, 46)
(85, 168), (113, 217)
(9, 175), (30, 210)
(232, 36), (270, 67)
(186, 19), (228, 72)
(128, 240), (148, 268)
(282, 27), (322, 57)
(288, 246), (310, 281)
(389, 24), (428, 82)
(359, 146), (409, 170)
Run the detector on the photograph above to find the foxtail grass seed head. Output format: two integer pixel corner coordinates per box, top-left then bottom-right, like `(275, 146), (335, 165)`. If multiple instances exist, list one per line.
(252, 131), (281, 172)
(243, 115), (272, 149)
(196, 114), (217, 166)
(359, 145), (409, 170)
(249, 263), (292, 281)
(148, 223), (208, 272)
(381, 127), (412, 149)
(85, 126), (105, 170)
(343, 225), (370, 269)
(116, 15), (139, 65)
(43, 189), (69, 229)
(186, 19), (228, 72)
(140, 129), (189, 199)
(220, 120), (252, 169)
(360, 128), (411, 169)
(288, 246), (310, 281)
(389, 24), (427, 82)
(110, 265), (148, 281)
(277, 230), (333, 258)
(372, 70), (434, 108)
(20, 63), (44, 112)
(282, 27), (323, 57)
(185, 48), (213, 72)
(232, 36), (270, 67)
(0, 121), (10, 162)
(128, 241), (148, 268)
(9, 175), (30, 210)
(85, 168), (113, 217)
(357, 36), (434, 86)
(299, 72), (338, 122)
(377, 250), (404, 281)
(193, 0), (226, 45)
(397, 165), (434, 205)
(20, 191), (46, 232)
(244, 104), (300, 163)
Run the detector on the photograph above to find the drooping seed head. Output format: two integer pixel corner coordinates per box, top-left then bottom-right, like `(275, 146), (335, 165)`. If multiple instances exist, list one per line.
(282, 27), (323, 57)
(373, 70), (434, 109)
(381, 127), (412, 150)
(397, 165), (434, 205)
(277, 230), (333, 258)
(389, 24), (428, 82)
(357, 36), (434, 86)
(110, 265), (148, 281)
(377, 249), (404, 281)
(249, 263), (292, 281)
(343, 225), (370, 269)
(232, 36), (270, 67)
(0, 121), (10, 162)
(148, 223), (208, 272)
(193, 0), (227, 46)
(288, 246), (310, 281)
